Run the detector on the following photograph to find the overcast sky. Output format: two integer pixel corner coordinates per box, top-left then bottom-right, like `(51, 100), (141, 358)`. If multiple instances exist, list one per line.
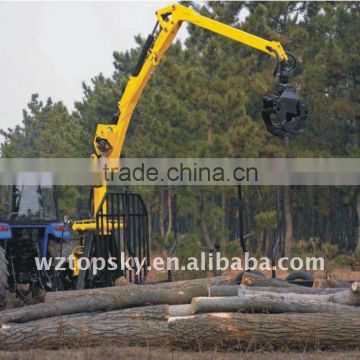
(0, 1), (188, 141)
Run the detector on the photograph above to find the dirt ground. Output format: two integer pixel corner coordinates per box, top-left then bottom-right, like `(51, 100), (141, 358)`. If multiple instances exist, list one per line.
(0, 346), (360, 360)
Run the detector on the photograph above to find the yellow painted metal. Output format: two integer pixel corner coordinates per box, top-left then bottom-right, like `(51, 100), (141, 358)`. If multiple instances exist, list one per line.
(71, 246), (84, 276)
(72, 218), (123, 232)
(73, 3), (288, 229)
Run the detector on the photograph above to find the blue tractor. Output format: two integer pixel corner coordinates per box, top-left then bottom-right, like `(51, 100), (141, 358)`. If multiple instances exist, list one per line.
(0, 185), (70, 299)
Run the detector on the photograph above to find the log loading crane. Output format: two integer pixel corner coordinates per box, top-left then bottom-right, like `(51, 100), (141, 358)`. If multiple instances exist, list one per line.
(47, 4), (309, 289)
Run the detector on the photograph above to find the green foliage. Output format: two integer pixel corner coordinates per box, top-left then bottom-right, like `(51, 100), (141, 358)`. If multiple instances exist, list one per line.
(223, 240), (244, 260)
(1, 95), (85, 158)
(175, 233), (205, 279)
(320, 242), (339, 260)
(334, 254), (353, 267)
(176, 233), (202, 262)
(320, 242), (340, 274)
(254, 210), (277, 230)
(291, 240), (313, 258)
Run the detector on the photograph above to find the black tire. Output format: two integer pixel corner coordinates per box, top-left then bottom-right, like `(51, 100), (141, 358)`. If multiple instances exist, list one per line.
(236, 270), (265, 284)
(285, 271), (314, 286)
(0, 247), (9, 300)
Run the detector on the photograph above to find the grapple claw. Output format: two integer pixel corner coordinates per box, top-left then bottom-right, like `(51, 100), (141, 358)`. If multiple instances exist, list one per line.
(261, 53), (308, 137)
(262, 87), (308, 138)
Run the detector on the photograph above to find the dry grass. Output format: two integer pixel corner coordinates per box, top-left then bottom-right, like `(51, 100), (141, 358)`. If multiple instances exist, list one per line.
(0, 346), (359, 360)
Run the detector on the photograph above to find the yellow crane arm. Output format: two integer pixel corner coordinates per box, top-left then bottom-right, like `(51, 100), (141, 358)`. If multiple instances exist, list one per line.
(78, 3), (289, 223)
(94, 4), (287, 160)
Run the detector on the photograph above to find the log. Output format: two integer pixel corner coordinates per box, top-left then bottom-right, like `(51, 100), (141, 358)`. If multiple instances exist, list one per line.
(313, 278), (351, 288)
(169, 305), (193, 317)
(352, 281), (360, 293)
(191, 295), (360, 314)
(169, 312), (360, 350)
(238, 288), (360, 306)
(3, 272), (359, 352)
(0, 283), (208, 325)
(45, 275), (236, 303)
(0, 305), (170, 350)
(241, 272), (296, 287)
(209, 285), (345, 297)
(237, 285), (347, 296)
(208, 285), (239, 297)
(3, 305), (360, 351)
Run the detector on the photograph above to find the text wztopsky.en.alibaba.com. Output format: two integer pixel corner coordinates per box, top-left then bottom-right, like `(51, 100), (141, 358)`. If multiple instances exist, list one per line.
(35, 252), (324, 276)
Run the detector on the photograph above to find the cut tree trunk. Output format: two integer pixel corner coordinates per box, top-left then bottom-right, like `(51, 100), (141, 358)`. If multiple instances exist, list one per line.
(169, 312), (360, 350)
(45, 275), (236, 303)
(283, 185), (293, 257)
(165, 185), (172, 243)
(356, 189), (360, 250)
(209, 285), (346, 297)
(159, 190), (165, 241)
(238, 285), (346, 295)
(0, 305), (170, 351)
(169, 304), (193, 316)
(0, 247), (8, 301)
(0, 283), (208, 325)
(352, 282), (360, 293)
(241, 272), (296, 288)
(209, 285), (240, 297)
(199, 191), (213, 250)
(313, 278), (351, 288)
(3, 304), (360, 351)
(191, 295), (360, 314)
(238, 288), (360, 306)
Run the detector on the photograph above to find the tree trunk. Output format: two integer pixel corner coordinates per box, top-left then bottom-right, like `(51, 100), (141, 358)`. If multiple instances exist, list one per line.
(258, 229), (265, 254)
(191, 294), (360, 314)
(165, 185), (172, 243)
(45, 275), (237, 303)
(356, 188), (360, 250)
(0, 305), (170, 350)
(1, 284), (209, 325)
(256, 188), (265, 253)
(241, 272), (295, 288)
(199, 191), (213, 249)
(169, 304), (193, 316)
(313, 278), (351, 288)
(159, 189), (165, 241)
(283, 186), (293, 257)
(169, 312), (360, 350)
(209, 285), (240, 297)
(209, 285), (345, 297)
(352, 282), (360, 293)
(237, 288), (360, 306)
(264, 229), (271, 256)
(221, 192), (226, 235)
(147, 200), (153, 250)
(3, 309), (360, 351)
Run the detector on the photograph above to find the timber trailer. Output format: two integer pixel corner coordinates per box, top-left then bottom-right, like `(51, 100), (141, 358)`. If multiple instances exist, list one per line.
(0, 4), (311, 298)
(68, 4), (310, 289)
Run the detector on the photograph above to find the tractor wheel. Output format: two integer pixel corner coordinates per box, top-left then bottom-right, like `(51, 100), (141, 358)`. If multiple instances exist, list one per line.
(285, 271), (314, 287)
(0, 247), (9, 301)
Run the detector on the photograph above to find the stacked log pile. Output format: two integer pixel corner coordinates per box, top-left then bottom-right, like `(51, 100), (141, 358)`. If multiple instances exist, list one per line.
(1, 273), (360, 351)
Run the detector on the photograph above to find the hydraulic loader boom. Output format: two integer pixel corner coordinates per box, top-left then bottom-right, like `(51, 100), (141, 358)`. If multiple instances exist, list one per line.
(73, 3), (308, 230)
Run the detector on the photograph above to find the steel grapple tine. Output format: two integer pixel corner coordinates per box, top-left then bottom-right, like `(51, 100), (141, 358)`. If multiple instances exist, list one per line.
(262, 86), (308, 138)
